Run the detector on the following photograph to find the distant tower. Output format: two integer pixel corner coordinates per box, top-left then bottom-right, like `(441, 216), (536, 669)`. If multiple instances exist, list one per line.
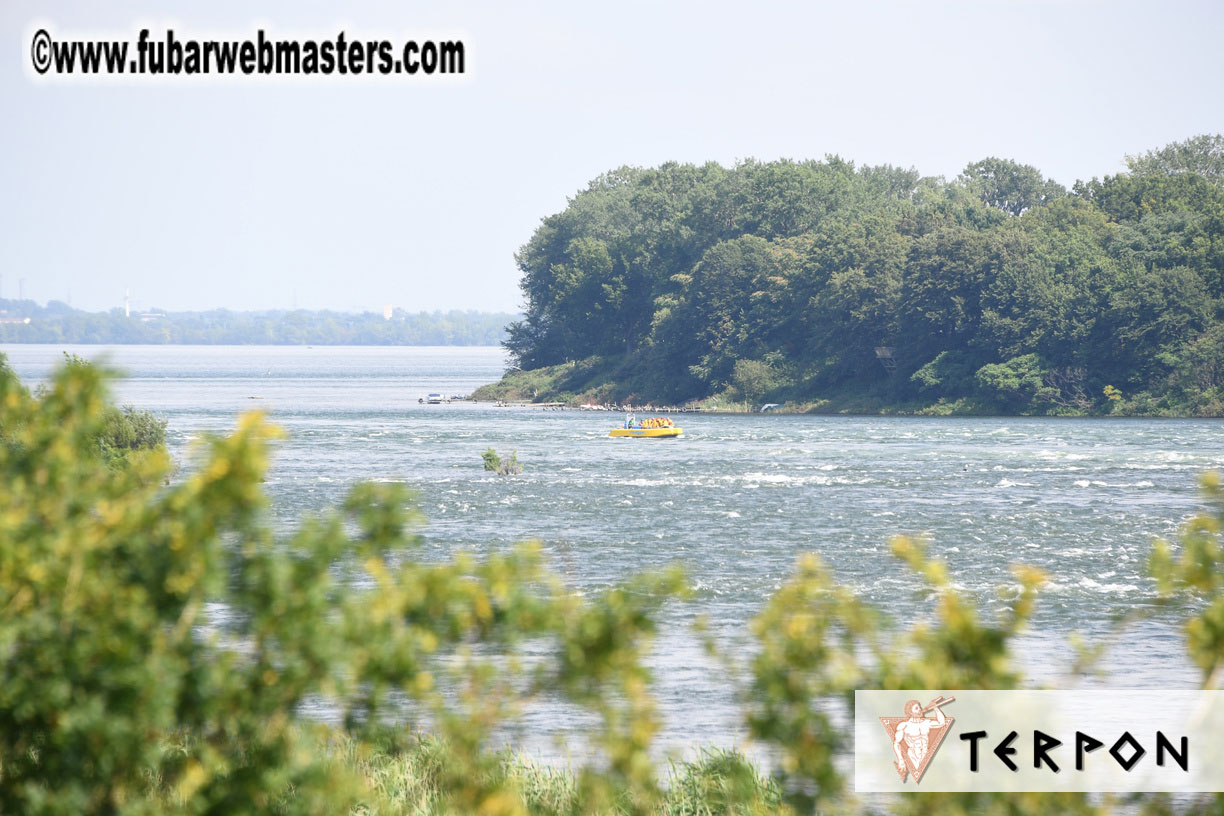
(125, 288), (131, 317)
(383, 303), (393, 320)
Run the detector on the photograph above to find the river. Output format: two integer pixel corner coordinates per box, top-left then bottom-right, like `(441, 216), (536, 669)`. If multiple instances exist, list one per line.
(4, 344), (1219, 758)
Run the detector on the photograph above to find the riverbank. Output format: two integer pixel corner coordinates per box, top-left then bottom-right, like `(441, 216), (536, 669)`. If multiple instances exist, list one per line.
(471, 359), (1224, 417)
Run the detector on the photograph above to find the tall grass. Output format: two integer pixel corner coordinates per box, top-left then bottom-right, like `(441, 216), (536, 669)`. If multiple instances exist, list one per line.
(328, 735), (781, 815)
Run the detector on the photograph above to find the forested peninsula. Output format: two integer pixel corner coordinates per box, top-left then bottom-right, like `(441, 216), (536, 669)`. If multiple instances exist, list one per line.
(0, 304), (515, 346)
(480, 135), (1224, 416)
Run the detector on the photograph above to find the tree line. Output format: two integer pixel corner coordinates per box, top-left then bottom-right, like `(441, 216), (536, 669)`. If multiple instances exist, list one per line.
(503, 135), (1224, 414)
(0, 304), (516, 346)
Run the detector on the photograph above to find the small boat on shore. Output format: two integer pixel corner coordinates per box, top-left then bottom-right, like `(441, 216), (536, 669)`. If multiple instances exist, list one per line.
(609, 414), (682, 438)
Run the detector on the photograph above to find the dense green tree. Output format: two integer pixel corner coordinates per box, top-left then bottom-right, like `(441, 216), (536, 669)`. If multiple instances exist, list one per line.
(97, 405), (168, 472)
(1126, 133), (1224, 187)
(500, 137), (1224, 415)
(731, 358), (784, 402)
(1097, 265), (1213, 384)
(661, 235), (801, 391)
(974, 353), (1049, 410)
(909, 350), (979, 399)
(799, 214), (908, 384)
(901, 226), (999, 367)
(959, 156), (1066, 216)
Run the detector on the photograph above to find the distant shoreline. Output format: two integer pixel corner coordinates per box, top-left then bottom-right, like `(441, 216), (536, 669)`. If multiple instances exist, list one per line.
(0, 302), (518, 347)
(0, 341), (508, 347)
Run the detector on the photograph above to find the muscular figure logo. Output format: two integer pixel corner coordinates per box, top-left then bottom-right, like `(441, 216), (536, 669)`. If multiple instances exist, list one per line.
(879, 695), (954, 783)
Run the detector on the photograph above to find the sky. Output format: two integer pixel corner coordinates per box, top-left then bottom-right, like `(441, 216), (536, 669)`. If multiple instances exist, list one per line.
(2, 0), (1222, 315)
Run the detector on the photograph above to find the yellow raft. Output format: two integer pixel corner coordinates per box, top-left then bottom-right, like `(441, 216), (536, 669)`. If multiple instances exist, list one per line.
(609, 426), (682, 438)
(609, 416), (682, 438)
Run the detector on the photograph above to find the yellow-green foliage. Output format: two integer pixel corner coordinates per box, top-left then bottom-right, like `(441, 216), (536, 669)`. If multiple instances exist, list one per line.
(1150, 471), (1224, 681)
(742, 482), (1224, 816)
(0, 359), (684, 815)
(483, 448), (523, 476)
(744, 542), (1098, 815)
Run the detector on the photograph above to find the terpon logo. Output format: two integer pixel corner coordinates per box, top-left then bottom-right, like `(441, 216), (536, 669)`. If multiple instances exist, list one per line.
(878, 694), (955, 784)
(854, 690), (1222, 793)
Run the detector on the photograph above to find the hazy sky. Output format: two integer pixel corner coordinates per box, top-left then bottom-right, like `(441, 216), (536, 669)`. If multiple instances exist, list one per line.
(3, 1), (1222, 314)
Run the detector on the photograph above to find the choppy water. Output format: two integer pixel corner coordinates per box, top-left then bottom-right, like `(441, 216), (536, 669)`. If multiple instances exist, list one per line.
(5, 344), (1221, 755)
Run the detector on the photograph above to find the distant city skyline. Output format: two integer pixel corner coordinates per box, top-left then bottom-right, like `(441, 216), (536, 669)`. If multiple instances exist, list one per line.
(3, 0), (1223, 314)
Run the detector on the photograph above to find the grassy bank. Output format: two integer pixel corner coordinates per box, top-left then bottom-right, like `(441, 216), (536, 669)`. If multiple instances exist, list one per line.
(328, 737), (781, 815)
(143, 732), (781, 814)
(472, 359), (1224, 417)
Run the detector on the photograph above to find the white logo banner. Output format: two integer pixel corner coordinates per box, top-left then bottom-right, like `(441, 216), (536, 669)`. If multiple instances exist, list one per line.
(855, 690), (1224, 792)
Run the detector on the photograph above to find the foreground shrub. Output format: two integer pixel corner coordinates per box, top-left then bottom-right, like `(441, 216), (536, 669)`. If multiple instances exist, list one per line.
(0, 359), (683, 814)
